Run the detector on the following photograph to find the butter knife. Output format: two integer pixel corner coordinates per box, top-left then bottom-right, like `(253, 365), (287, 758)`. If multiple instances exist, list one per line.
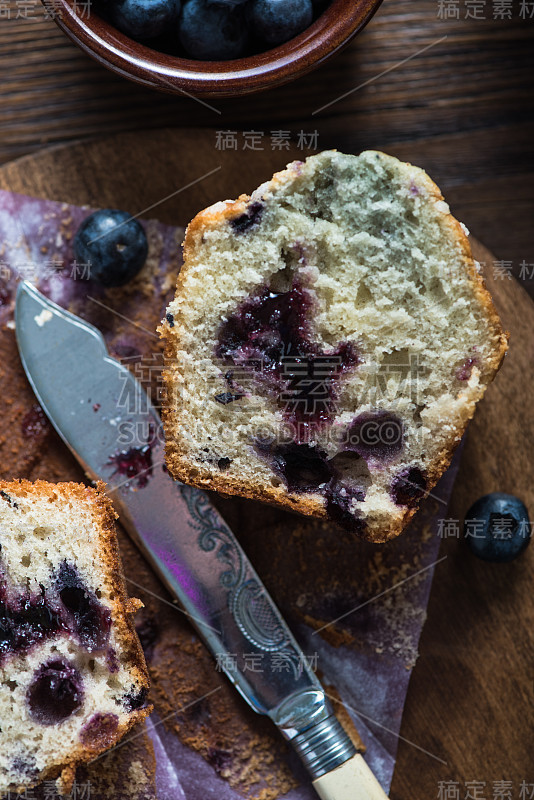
(15, 280), (388, 800)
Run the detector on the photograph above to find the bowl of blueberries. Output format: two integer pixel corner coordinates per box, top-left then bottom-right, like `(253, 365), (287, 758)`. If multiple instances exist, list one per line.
(45, 0), (383, 96)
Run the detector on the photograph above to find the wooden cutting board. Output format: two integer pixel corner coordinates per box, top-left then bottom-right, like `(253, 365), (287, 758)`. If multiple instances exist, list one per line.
(1, 129), (532, 797)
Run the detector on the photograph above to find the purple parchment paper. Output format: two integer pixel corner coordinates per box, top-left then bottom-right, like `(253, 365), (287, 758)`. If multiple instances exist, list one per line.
(0, 189), (461, 797)
(146, 458), (459, 799)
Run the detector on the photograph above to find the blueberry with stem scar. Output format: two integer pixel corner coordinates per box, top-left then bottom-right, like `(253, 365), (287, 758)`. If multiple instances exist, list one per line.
(74, 209), (148, 288)
(464, 493), (531, 562)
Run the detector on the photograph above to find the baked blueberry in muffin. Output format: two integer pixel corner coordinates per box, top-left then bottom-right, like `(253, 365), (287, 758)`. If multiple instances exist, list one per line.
(0, 480), (151, 796)
(160, 150), (508, 542)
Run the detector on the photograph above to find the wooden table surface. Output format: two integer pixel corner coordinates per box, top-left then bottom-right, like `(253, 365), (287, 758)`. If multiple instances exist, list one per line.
(0, 2), (533, 798)
(1, 0), (533, 289)
(2, 129), (533, 799)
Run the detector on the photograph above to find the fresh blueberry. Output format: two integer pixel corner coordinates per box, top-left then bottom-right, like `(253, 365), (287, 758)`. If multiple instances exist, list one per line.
(111, 0), (182, 39)
(74, 209), (148, 288)
(179, 0), (248, 60)
(247, 0), (313, 47)
(464, 493), (531, 563)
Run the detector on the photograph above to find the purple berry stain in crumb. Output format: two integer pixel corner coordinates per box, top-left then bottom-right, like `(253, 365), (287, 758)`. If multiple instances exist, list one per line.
(0, 584), (63, 661)
(456, 356), (478, 381)
(230, 201), (264, 234)
(216, 280), (359, 440)
(166, 312), (175, 327)
(28, 658), (84, 725)
(107, 427), (154, 489)
(21, 404), (49, 439)
(264, 441), (331, 493)
(11, 756), (37, 779)
(0, 560), (113, 661)
(106, 647), (119, 673)
(409, 180), (420, 197)
(123, 685), (149, 711)
(346, 411), (404, 463)
(325, 484), (366, 534)
(391, 466), (427, 508)
(255, 440), (368, 534)
(79, 713), (119, 748)
(57, 562), (111, 652)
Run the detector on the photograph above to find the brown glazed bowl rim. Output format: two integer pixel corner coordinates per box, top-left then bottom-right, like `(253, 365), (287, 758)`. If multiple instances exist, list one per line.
(46, 0), (383, 98)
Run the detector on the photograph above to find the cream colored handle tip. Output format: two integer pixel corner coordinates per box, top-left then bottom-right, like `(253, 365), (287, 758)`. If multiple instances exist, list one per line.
(312, 754), (389, 800)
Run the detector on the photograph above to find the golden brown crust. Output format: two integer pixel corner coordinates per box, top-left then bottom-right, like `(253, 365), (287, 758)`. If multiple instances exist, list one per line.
(0, 478), (152, 793)
(159, 152), (508, 544)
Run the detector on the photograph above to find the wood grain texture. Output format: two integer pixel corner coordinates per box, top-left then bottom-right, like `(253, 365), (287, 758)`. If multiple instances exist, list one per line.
(0, 129), (532, 798)
(0, 1), (533, 288)
(394, 238), (534, 797)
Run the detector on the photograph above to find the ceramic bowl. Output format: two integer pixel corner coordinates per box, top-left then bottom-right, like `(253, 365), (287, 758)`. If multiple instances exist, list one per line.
(44, 0), (383, 98)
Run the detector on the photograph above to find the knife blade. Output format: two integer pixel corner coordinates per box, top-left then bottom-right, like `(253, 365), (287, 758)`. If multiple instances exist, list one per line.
(15, 280), (388, 800)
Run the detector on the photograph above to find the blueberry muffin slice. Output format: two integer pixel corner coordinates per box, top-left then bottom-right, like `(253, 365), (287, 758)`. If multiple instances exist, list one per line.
(0, 480), (151, 796)
(160, 150), (508, 542)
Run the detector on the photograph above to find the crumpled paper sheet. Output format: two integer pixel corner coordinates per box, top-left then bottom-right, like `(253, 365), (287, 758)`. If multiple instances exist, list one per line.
(0, 189), (461, 797)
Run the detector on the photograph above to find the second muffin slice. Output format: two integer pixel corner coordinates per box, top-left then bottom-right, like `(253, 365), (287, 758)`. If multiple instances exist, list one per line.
(0, 479), (151, 796)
